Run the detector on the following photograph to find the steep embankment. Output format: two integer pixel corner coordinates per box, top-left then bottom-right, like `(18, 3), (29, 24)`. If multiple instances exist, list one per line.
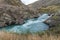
(0, 0), (39, 27)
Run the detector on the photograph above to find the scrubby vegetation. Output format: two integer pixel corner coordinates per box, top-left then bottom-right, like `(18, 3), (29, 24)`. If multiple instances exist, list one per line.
(38, 5), (60, 13)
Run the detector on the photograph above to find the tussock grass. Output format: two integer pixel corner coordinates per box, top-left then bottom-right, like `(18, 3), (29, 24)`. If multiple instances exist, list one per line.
(0, 31), (60, 40)
(38, 5), (60, 13)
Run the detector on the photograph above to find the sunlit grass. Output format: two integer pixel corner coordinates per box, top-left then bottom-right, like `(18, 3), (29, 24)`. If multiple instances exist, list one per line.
(0, 31), (60, 40)
(38, 5), (60, 13)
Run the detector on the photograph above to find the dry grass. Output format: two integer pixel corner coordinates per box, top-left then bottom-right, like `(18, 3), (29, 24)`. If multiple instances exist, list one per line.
(0, 31), (60, 40)
(38, 5), (60, 13)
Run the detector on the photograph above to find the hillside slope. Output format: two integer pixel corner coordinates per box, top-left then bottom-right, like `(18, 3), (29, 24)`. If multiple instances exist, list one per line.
(28, 0), (60, 10)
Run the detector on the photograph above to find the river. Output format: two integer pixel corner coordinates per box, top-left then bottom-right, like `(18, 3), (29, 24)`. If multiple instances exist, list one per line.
(0, 14), (50, 34)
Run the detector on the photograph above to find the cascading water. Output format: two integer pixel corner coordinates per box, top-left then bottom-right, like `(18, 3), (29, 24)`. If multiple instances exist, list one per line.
(0, 14), (52, 34)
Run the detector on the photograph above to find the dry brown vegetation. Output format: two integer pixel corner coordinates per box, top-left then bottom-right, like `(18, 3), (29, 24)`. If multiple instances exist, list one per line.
(0, 31), (60, 40)
(38, 5), (60, 13)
